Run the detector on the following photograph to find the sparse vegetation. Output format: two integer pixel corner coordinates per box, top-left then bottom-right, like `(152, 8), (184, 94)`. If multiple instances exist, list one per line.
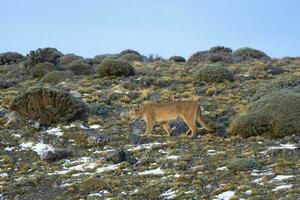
(1, 46), (299, 199)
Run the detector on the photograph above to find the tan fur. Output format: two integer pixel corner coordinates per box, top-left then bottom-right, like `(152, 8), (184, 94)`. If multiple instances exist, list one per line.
(129, 101), (214, 138)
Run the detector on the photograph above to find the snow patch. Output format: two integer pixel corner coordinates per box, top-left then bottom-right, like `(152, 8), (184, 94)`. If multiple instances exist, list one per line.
(43, 127), (63, 136)
(88, 190), (109, 197)
(89, 124), (102, 129)
(4, 146), (15, 151)
(12, 134), (21, 138)
(160, 189), (177, 199)
(245, 190), (252, 195)
(213, 191), (235, 200)
(48, 157), (97, 175)
(268, 143), (298, 150)
(217, 166), (227, 171)
(96, 164), (120, 173)
(139, 167), (164, 175)
(272, 184), (293, 191)
(166, 155), (180, 160)
(252, 177), (264, 185)
(127, 142), (168, 151)
(251, 169), (273, 176)
(269, 175), (294, 183)
(0, 173), (8, 178)
(19, 142), (54, 158)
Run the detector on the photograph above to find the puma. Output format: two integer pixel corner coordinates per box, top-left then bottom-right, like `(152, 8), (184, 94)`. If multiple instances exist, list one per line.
(129, 101), (214, 138)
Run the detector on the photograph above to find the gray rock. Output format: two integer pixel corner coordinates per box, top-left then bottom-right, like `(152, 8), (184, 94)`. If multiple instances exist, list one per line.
(106, 149), (137, 165)
(84, 129), (111, 146)
(227, 158), (260, 171)
(43, 149), (73, 162)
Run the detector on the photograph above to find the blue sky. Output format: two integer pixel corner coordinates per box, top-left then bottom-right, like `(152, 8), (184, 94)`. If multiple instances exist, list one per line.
(1, 0), (300, 58)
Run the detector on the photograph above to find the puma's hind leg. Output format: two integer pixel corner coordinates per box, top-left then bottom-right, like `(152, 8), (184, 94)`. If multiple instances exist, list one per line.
(181, 115), (198, 138)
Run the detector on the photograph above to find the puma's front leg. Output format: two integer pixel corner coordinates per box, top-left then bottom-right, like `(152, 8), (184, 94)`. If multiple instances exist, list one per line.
(144, 116), (154, 135)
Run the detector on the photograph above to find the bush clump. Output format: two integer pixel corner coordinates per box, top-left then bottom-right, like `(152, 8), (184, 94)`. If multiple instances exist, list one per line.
(0, 52), (25, 65)
(196, 64), (234, 83)
(187, 46), (237, 65)
(121, 53), (143, 62)
(40, 70), (74, 84)
(67, 61), (95, 75)
(26, 47), (63, 67)
(9, 87), (88, 124)
(119, 49), (141, 56)
(233, 47), (270, 60)
(229, 81), (300, 138)
(94, 54), (117, 63)
(169, 56), (186, 63)
(97, 59), (135, 77)
(31, 62), (56, 78)
(58, 54), (83, 67)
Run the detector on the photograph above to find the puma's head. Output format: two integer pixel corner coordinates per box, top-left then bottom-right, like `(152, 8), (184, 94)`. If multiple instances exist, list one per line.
(128, 107), (144, 119)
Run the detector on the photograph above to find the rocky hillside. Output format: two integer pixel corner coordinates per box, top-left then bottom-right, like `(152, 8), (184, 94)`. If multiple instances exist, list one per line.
(0, 47), (299, 199)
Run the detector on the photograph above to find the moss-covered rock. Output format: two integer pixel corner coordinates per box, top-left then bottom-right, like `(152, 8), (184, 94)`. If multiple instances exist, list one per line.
(40, 70), (74, 84)
(97, 59), (135, 77)
(67, 62), (95, 75)
(0, 52), (25, 65)
(31, 62), (56, 78)
(26, 47), (63, 67)
(9, 87), (88, 125)
(58, 54), (83, 67)
(196, 64), (234, 83)
(169, 56), (186, 63)
(229, 86), (300, 138)
(233, 47), (270, 60)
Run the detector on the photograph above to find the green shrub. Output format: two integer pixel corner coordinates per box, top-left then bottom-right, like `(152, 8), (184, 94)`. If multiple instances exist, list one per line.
(31, 62), (56, 77)
(94, 54), (117, 63)
(196, 64), (234, 83)
(121, 53), (143, 62)
(169, 56), (186, 63)
(0, 52), (25, 65)
(233, 47), (270, 60)
(97, 59), (135, 77)
(67, 62), (95, 75)
(187, 46), (235, 65)
(229, 89), (300, 138)
(9, 87), (88, 125)
(58, 54), (83, 67)
(119, 49), (141, 56)
(26, 47), (63, 67)
(40, 70), (74, 84)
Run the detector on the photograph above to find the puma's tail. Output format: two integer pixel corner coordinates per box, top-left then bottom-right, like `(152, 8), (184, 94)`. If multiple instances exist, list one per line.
(196, 104), (214, 132)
